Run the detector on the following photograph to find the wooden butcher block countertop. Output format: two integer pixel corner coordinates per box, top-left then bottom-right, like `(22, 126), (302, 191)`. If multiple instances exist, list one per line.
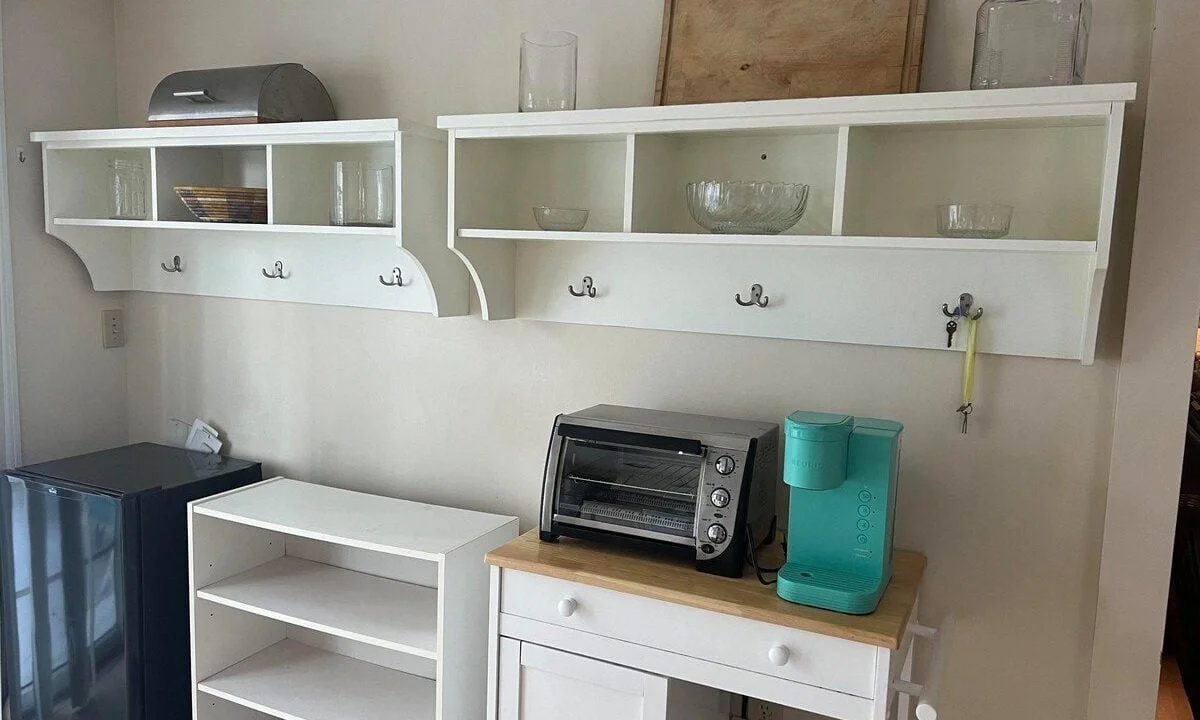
(486, 529), (926, 650)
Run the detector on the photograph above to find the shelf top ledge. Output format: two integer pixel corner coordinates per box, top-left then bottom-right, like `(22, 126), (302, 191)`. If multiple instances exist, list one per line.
(31, 118), (441, 146)
(438, 83), (1137, 133)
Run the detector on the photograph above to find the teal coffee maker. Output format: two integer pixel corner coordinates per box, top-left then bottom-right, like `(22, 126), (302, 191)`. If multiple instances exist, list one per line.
(777, 411), (902, 614)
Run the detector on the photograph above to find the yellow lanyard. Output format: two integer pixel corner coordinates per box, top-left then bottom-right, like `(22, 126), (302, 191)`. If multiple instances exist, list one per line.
(962, 316), (979, 408)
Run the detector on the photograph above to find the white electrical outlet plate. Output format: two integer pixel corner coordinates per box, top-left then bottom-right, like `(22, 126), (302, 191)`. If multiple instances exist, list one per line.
(102, 309), (124, 348)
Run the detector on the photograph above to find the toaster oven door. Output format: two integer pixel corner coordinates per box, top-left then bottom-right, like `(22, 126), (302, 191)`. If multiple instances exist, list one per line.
(550, 432), (704, 545)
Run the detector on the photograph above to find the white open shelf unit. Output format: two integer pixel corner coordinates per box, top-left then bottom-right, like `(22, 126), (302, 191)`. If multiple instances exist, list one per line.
(31, 120), (470, 316)
(188, 477), (518, 720)
(439, 83), (1135, 363)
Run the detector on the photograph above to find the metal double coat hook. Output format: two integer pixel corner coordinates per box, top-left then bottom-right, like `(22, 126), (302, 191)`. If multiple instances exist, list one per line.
(160, 255), (182, 273)
(262, 261), (287, 279)
(735, 284), (769, 308)
(568, 276), (596, 298)
(379, 267), (404, 287)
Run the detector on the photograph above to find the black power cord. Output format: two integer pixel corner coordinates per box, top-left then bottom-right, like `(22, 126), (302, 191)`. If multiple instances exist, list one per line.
(745, 522), (783, 585)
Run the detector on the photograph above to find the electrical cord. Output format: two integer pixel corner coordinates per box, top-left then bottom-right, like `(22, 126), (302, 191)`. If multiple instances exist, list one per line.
(746, 522), (783, 585)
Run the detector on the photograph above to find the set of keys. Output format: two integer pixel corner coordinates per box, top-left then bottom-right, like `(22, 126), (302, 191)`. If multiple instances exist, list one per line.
(942, 293), (983, 435)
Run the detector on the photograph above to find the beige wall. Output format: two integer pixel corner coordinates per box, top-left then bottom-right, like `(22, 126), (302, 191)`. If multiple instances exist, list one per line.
(109, 2), (1153, 718)
(3, 0), (127, 462)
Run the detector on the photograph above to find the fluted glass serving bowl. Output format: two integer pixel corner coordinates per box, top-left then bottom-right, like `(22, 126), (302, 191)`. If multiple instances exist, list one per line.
(936, 203), (1014, 239)
(686, 180), (810, 235)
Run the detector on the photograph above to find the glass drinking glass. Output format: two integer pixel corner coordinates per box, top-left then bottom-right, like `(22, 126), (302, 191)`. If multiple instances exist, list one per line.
(519, 30), (578, 112)
(363, 164), (394, 227)
(331, 160), (362, 226)
(109, 159), (147, 220)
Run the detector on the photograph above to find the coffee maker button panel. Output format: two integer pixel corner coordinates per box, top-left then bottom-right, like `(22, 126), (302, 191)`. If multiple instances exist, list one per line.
(710, 488), (731, 508)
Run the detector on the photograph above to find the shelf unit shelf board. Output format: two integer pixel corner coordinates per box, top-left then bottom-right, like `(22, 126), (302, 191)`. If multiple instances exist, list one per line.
(196, 556), (438, 658)
(197, 639), (435, 720)
(192, 478), (517, 561)
(457, 228), (1097, 253)
(54, 217), (396, 236)
(442, 83), (1134, 363)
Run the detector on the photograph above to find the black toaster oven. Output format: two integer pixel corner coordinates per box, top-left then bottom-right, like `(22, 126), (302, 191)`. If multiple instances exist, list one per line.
(540, 405), (778, 577)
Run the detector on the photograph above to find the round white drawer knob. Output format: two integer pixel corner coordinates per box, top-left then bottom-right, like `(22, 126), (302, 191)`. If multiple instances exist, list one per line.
(768, 645), (790, 666)
(557, 598), (579, 617)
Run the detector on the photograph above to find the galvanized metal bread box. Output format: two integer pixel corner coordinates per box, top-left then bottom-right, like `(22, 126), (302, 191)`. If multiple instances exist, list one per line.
(147, 63), (336, 126)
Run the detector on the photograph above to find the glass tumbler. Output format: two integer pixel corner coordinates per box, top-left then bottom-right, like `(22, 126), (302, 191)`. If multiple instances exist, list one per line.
(109, 159), (147, 220)
(519, 30), (578, 112)
(362, 164), (394, 227)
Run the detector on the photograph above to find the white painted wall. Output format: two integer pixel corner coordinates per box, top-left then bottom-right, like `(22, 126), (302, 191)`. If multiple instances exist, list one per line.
(3, 0), (127, 462)
(1089, 2), (1200, 718)
(108, 2), (1153, 719)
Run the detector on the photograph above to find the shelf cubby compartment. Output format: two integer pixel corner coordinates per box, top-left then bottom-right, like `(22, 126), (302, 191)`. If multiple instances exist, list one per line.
(630, 129), (839, 235)
(841, 120), (1108, 241)
(43, 147), (152, 220)
(155, 146), (268, 222)
(31, 120), (470, 316)
(189, 478), (518, 720)
(453, 136), (627, 233)
(271, 142), (395, 227)
(441, 83), (1134, 363)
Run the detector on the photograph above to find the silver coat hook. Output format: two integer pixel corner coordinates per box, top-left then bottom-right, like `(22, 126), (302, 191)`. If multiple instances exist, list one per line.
(735, 283), (769, 308)
(379, 267), (404, 287)
(262, 260), (286, 279)
(160, 255), (182, 273)
(568, 276), (596, 298)
(941, 292), (983, 320)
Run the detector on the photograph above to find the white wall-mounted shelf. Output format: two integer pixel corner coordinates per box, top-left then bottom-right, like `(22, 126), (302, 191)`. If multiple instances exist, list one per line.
(438, 83), (1135, 363)
(189, 478), (518, 720)
(31, 120), (470, 316)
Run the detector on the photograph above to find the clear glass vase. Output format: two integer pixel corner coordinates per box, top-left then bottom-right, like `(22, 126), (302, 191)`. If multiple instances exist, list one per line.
(519, 31), (578, 112)
(109, 159), (147, 220)
(971, 0), (1091, 89)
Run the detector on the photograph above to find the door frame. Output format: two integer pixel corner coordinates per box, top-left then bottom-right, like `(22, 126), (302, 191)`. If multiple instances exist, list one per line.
(0, 0), (20, 468)
(1087, 0), (1200, 717)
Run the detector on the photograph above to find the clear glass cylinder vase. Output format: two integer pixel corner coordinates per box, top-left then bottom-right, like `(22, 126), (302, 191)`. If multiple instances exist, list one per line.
(971, 0), (1091, 89)
(519, 30), (578, 112)
(109, 159), (147, 220)
(331, 161), (394, 227)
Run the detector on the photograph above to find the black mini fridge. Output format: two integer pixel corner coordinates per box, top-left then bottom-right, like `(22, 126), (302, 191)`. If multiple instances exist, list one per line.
(0, 443), (261, 720)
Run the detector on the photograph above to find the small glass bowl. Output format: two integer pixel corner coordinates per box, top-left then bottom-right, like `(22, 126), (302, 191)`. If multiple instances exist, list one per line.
(533, 206), (589, 231)
(686, 180), (810, 235)
(936, 203), (1014, 239)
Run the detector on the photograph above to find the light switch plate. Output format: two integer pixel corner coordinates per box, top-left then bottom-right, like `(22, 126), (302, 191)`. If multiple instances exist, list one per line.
(102, 309), (124, 348)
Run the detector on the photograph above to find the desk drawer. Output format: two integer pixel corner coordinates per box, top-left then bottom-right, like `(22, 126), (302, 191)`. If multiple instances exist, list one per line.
(500, 570), (878, 698)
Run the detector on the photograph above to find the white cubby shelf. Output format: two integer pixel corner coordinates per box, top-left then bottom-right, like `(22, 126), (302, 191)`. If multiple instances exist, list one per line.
(189, 477), (518, 720)
(31, 120), (469, 316)
(438, 83), (1136, 363)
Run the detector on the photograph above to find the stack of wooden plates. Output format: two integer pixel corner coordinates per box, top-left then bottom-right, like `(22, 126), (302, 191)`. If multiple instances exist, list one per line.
(175, 186), (267, 223)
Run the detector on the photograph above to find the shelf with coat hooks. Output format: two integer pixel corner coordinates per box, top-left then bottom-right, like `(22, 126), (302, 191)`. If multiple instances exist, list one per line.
(30, 120), (469, 316)
(439, 83), (1135, 363)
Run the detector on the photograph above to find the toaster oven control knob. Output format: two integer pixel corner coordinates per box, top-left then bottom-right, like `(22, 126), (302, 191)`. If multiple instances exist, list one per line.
(557, 598), (578, 618)
(710, 488), (731, 508)
(715, 455), (736, 475)
(706, 523), (728, 544)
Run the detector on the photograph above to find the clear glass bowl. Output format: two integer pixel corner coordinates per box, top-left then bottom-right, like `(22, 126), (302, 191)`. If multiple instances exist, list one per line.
(686, 181), (810, 234)
(936, 203), (1014, 239)
(533, 206), (589, 231)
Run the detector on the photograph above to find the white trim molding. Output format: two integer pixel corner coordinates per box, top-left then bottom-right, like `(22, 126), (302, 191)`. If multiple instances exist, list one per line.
(1088, 2), (1200, 718)
(0, 0), (22, 468)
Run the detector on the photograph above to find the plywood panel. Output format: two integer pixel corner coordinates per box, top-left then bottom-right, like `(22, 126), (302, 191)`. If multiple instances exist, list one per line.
(655, 0), (927, 105)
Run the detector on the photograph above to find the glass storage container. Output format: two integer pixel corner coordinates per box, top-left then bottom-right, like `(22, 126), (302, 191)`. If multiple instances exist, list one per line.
(971, 0), (1091, 89)
(519, 31), (578, 112)
(331, 161), (394, 227)
(108, 159), (147, 220)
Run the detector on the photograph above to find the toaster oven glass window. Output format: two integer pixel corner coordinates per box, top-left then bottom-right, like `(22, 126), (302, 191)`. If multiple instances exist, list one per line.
(554, 437), (702, 541)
